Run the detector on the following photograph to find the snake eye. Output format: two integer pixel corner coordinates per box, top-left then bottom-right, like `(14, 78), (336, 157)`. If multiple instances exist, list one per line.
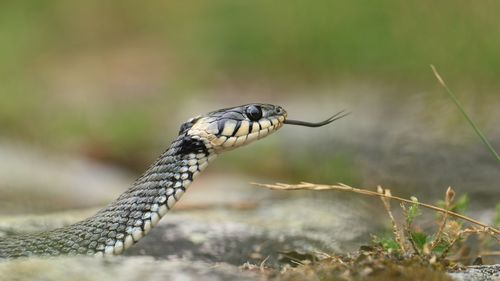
(245, 105), (262, 121)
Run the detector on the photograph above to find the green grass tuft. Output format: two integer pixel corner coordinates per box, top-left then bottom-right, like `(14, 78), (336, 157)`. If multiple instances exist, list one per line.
(431, 65), (500, 162)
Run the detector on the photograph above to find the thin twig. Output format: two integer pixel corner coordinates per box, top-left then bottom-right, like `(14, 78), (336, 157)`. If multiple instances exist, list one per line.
(377, 186), (407, 253)
(252, 182), (500, 236)
(430, 213), (449, 251)
(430, 65), (500, 162)
(430, 187), (453, 251)
(260, 255), (270, 272)
(479, 251), (500, 257)
(439, 228), (488, 259)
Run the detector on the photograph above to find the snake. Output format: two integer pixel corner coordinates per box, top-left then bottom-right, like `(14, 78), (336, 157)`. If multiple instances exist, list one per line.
(0, 103), (347, 258)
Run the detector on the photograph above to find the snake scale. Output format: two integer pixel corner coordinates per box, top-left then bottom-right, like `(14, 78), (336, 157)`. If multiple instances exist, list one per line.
(0, 103), (347, 258)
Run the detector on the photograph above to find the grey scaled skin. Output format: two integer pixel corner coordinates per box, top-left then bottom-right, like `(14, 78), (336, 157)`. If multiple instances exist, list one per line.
(0, 103), (346, 258)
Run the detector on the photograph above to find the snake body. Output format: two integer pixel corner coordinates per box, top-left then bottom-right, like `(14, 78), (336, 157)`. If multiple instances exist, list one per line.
(0, 103), (345, 258)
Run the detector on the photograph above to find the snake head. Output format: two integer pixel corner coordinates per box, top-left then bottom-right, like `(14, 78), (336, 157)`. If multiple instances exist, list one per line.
(183, 104), (287, 153)
(181, 103), (348, 154)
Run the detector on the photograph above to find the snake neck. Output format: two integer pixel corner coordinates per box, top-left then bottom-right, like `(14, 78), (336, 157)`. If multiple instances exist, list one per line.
(0, 133), (216, 258)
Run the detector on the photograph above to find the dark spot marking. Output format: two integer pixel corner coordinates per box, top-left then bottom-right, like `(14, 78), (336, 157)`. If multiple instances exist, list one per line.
(178, 136), (208, 156)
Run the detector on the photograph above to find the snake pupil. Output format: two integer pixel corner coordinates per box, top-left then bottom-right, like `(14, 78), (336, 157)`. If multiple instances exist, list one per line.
(245, 105), (262, 121)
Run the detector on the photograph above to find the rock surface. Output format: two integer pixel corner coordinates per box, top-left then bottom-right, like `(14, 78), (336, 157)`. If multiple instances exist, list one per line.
(448, 265), (500, 281)
(0, 256), (258, 281)
(1, 196), (378, 264)
(1, 203), (498, 281)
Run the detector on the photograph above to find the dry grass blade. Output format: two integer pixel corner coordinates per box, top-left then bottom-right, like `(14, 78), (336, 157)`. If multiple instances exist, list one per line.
(430, 187), (453, 251)
(378, 186), (407, 253)
(439, 227), (489, 259)
(252, 182), (500, 236)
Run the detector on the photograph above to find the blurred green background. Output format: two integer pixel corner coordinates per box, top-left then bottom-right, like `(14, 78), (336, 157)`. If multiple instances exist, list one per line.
(1, 1), (499, 202)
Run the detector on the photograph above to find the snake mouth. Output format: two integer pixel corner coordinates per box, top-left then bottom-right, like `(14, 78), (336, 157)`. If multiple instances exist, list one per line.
(283, 110), (349, 127)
